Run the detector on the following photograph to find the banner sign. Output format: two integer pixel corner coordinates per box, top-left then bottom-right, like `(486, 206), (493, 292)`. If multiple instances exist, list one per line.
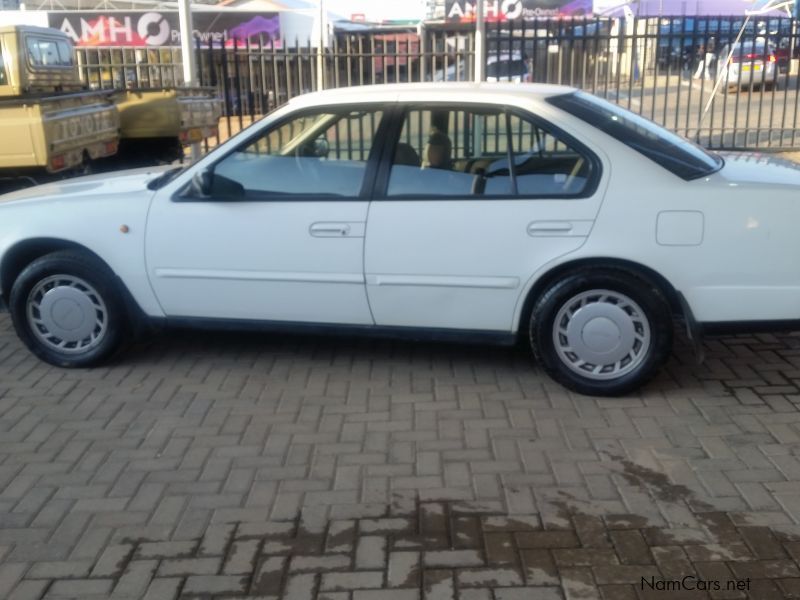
(47, 11), (281, 48)
(594, 0), (790, 16)
(445, 0), (592, 21)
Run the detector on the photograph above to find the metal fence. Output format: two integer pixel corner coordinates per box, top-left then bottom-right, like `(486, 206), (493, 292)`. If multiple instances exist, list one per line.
(75, 15), (800, 151)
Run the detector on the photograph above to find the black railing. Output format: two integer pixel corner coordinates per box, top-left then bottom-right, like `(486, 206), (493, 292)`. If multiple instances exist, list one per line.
(75, 16), (800, 151)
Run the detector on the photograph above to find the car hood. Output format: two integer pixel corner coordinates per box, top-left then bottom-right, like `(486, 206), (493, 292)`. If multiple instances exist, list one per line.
(713, 151), (800, 188)
(0, 165), (175, 205)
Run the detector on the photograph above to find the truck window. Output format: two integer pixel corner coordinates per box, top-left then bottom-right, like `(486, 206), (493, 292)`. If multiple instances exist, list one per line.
(0, 49), (7, 85)
(26, 37), (73, 68)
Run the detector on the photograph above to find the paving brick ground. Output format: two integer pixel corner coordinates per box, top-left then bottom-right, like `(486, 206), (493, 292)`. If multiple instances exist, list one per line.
(2, 313), (800, 599)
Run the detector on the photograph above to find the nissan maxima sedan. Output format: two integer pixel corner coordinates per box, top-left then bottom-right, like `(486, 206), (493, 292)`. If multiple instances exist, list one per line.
(1, 83), (799, 396)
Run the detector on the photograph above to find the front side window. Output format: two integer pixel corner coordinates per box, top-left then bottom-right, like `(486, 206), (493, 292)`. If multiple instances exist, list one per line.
(387, 105), (592, 198)
(26, 37), (74, 68)
(548, 91), (722, 180)
(213, 108), (384, 198)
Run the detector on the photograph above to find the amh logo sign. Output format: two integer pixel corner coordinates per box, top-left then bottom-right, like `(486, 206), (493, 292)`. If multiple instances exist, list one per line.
(48, 11), (281, 48)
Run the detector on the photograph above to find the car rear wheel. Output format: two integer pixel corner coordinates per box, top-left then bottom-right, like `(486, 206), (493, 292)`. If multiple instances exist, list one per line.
(529, 269), (673, 396)
(9, 251), (128, 368)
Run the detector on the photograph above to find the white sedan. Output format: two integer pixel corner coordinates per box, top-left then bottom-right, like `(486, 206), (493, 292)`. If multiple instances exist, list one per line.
(1, 83), (799, 396)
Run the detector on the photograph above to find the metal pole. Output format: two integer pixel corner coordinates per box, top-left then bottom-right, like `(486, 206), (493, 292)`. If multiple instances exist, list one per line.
(475, 0), (485, 81)
(317, 0), (326, 91)
(178, 0), (200, 161)
(418, 21), (427, 82)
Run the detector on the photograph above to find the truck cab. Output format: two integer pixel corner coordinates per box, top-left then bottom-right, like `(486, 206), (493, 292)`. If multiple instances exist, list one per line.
(0, 25), (119, 178)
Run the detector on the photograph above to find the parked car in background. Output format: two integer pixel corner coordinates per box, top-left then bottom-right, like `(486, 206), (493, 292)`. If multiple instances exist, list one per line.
(773, 36), (799, 74)
(2, 83), (800, 397)
(716, 39), (779, 91)
(486, 53), (531, 83)
(434, 53), (531, 83)
(432, 61), (469, 82)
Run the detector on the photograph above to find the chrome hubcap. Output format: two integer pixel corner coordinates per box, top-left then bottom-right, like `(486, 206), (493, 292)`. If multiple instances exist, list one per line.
(27, 275), (108, 354)
(553, 289), (651, 381)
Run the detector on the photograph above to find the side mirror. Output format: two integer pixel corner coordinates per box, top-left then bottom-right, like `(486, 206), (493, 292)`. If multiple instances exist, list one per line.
(188, 169), (244, 200)
(191, 169), (213, 196)
(313, 137), (329, 158)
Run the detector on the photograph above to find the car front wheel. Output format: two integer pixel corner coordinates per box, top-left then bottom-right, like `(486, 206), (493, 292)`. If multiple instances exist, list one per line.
(529, 269), (673, 396)
(9, 251), (128, 368)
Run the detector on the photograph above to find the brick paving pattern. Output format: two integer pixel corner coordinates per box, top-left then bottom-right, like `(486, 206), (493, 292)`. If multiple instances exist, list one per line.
(2, 314), (800, 598)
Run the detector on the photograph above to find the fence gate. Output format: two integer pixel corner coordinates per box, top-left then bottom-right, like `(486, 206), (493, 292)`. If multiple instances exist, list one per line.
(75, 15), (800, 151)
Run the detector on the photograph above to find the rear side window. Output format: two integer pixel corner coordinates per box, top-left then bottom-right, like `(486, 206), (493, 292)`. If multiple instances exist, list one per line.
(548, 91), (722, 180)
(386, 105), (593, 198)
(26, 36), (74, 68)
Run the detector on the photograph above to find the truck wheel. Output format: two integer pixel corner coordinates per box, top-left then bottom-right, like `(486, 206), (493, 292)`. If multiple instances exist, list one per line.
(529, 269), (673, 396)
(9, 251), (128, 368)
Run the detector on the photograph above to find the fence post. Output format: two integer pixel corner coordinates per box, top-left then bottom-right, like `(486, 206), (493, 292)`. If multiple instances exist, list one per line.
(418, 21), (427, 82)
(177, 0), (199, 161)
(475, 0), (485, 81)
(316, 0), (326, 90)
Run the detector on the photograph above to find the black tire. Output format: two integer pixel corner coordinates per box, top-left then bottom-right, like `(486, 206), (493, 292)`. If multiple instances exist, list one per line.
(529, 269), (673, 397)
(9, 251), (129, 368)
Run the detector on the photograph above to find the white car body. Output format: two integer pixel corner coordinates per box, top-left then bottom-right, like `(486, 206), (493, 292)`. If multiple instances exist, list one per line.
(1, 83), (800, 393)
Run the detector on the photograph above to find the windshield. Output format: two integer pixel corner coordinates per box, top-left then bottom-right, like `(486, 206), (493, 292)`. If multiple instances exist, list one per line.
(547, 91), (722, 180)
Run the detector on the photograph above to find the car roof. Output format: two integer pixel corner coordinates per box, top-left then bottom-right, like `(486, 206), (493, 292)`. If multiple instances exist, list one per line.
(288, 82), (575, 109)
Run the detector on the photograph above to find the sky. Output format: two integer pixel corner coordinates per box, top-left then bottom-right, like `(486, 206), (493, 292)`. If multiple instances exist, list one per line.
(282, 0), (427, 21)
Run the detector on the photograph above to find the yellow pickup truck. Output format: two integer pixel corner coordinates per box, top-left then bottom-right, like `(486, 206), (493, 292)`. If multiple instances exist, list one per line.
(111, 86), (221, 165)
(0, 24), (222, 183)
(0, 25), (119, 181)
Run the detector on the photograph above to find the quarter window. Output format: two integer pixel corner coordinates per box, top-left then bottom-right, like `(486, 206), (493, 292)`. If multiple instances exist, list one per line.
(213, 108), (384, 198)
(386, 106), (592, 198)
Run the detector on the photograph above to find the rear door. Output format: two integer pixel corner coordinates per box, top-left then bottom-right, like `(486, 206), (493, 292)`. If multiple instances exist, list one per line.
(364, 100), (608, 333)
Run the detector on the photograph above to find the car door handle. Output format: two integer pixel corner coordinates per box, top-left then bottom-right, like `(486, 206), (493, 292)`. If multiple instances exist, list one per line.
(527, 221), (593, 237)
(310, 223), (351, 237)
(527, 222), (573, 233)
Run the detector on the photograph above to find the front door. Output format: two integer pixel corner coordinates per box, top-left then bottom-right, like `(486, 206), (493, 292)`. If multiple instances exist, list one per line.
(146, 106), (386, 325)
(365, 101), (607, 332)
